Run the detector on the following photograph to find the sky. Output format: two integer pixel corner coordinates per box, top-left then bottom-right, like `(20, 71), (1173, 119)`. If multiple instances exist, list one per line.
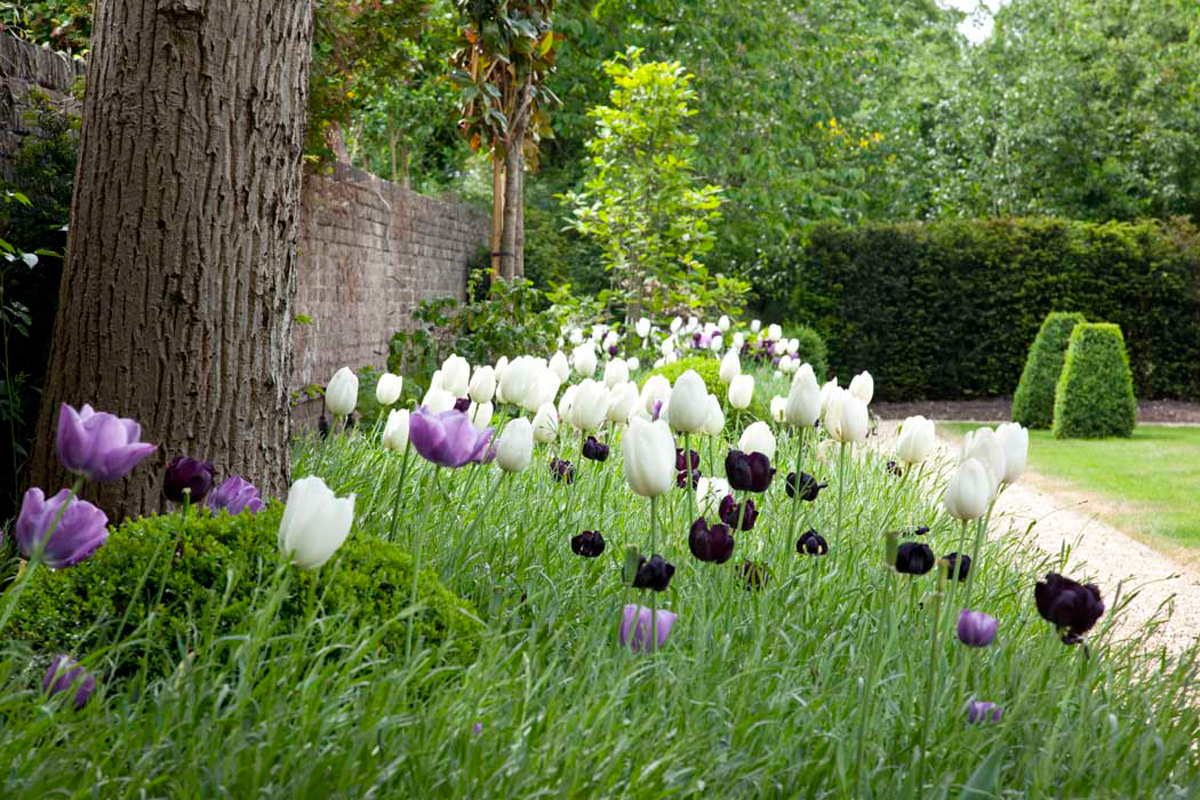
(939, 0), (1009, 44)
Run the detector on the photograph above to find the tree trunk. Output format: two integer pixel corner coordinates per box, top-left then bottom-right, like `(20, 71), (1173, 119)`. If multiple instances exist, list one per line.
(29, 0), (312, 519)
(500, 141), (524, 281)
(514, 151), (525, 279)
(490, 152), (505, 282)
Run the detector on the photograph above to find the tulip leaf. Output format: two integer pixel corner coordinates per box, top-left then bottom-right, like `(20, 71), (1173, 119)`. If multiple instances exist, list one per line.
(958, 748), (1005, 798)
(622, 545), (642, 587)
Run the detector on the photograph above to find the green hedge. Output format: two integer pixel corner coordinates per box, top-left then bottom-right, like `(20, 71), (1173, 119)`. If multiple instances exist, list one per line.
(1011, 311), (1087, 428)
(785, 326), (829, 381)
(789, 217), (1200, 401)
(6, 505), (482, 678)
(1052, 323), (1138, 439)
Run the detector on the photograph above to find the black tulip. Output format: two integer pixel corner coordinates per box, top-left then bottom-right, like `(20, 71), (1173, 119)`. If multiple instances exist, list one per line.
(571, 530), (606, 558)
(454, 397), (471, 413)
(1035, 573), (1106, 644)
(550, 456), (575, 484)
(676, 448), (701, 473)
(894, 541), (936, 575)
(725, 449), (774, 493)
(910, 525), (931, 536)
(345, 412), (358, 431)
(785, 471), (828, 501)
(163, 456), (217, 504)
(688, 517), (736, 564)
(740, 560), (772, 591)
(718, 494), (758, 531)
(608, 345), (619, 357)
(886, 460), (903, 477)
(943, 552), (971, 582)
(631, 554), (675, 592)
(796, 528), (829, 556)
(582, 436), (610, 462)
(318, 414), (331, 440)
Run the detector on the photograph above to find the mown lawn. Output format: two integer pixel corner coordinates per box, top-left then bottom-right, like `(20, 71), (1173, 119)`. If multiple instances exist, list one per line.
(942, 423), (1200, 549)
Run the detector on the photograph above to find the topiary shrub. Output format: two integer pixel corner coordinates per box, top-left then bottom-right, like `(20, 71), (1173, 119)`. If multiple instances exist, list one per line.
(641, 356), (770, 426)
(6, 505), (482, 678)
(1012, 311), (1087, 428)
(1052, 323), (1137, 439)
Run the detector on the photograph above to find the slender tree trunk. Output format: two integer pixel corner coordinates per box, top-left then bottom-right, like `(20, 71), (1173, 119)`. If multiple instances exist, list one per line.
(30, 0), (312, 518)
(490, 152), (505, 282)
(500, 144), (523, 281)
(514, 153), (525, 279)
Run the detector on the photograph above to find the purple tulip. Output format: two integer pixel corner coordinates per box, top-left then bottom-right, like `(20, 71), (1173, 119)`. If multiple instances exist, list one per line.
(582, 436), (610, 462)
(205, 475), (265, 516)
(409, 407), (493, 468)
(55, 403), (156, 482)
(718, 494), (758, 531)
(571, 530), (606, 557)
(651, 399), (664, 421)
(785, 471), (828, 501)
(688, 517), (735, 564)
(966, 700), (1003, 724)
(725, 449), (774, 493)
(957, 609), (998, 647)
(163, 456), (216, 504)
(42, 655), (97, 710)
(1035, 572), (1105, 644)
(620, 604), (676, 652)
(15, 487), (108, 568)
(550, 456), (576, 484)
(796, 528), (829, 556)
(453, 397), (471, 413)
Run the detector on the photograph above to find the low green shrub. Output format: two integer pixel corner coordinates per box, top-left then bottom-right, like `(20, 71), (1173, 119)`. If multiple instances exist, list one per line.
(1052, 323), (1137, 439)
(6, 505), (482, 677)
(641, 356), (770, 425)
(785, 325), (828, 380)
(1011, 311), (1087, 428)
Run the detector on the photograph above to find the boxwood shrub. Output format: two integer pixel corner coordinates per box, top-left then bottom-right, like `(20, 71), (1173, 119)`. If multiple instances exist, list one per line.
(5, 505), (482, 678)
(642, 356), (771, 426)
(1052, 323), (1138, 439)
(1011, 311), (1087, 428)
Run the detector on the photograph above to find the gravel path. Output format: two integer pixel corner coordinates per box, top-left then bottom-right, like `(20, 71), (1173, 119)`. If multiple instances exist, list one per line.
(874, 420), (1200, 654)
(872, 397), (1200, 424)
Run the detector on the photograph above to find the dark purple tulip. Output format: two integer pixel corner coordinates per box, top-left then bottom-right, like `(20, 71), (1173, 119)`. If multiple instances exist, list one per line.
(453, 397), (471, 413)
(944, 552), (971, 582)
(42, 655), (97, 710)
(740, 560), (772, 591)
(967, 700), (1002, 724)
(163, 456), (216, 504)
(582, 436), (610, 462)
(607, 345), (619, 357)
(785, 471), (827, 501)
(957, 608), (998, 647)
(204, 475), (265, 516)
(630, 554), (675, 592)
(718, 494), (758, 531)
(688, 517), (735, 564)
(55, 403), (157, 483)
(318, 414), (331, 440)
(796, 528), (829, 556)
(909, 525), (931, 536)
(1035, 573), (1105, 644)
(725, 450), (774, 493)
(886, 460), (903, 477)
(15, 487), (108, 568)
(675, 448), (700, 489)
(895, 542), (935, 575)
(409, 407), (493, 468)
(571, 530), (606, 557)
(549, 456), (576, 484)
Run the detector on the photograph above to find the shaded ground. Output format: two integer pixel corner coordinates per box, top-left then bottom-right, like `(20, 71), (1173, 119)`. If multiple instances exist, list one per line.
(873, 397), (1200, 424)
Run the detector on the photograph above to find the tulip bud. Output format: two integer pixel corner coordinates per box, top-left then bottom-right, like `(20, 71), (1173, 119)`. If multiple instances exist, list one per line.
(728, 374), (754, 410)
(620, 603), (675, 652)
(604, 358), (630, 388)
(1035, 573), (1105, 644)
(796, 528), (829, 556)
(956, 608), (998, 647)
(495, 418), (534, 472)
(624, 417), (676, 498)
(468, 366), (496, 404)
(701, 395), (725, 436)
(568, 379), (610, 432)
(382, 408), (410, 453)
(750, 319), (762, 333)
(967, 700), (1003, 724)
(640, 375), (671, 416)
(824, 388), (869, 444)
(943, 551), (971, 582)
(571, 530), (606, 557)
(961, 428), (1005, 493)
(635, 317), (652, 339)
(582, 435), (610, 462)
(630, 553), (675, 591)
(532, 402), (559, 444)
(468, 401), (494, 429)
(205, 475), (265, 516)
(785, 471), (827, 501)
(670, 316), (683, 333)
(769, 395), (786, 422)
(277, 476), (355, 570)
(718, 315), (731, 332)
(422, 386), (456, 414)
(627, 356), (640, 371)
(896, 415), (936, 464)
(375, 373), (404, 406)
(572, 343), (598, 378)
(767, 323), (783, 341)
(696, 476), (730, 514)
(163, 456), (216, 504)
(549, 456), (575, 484)
(718, 494), (758, 531)
(499, 356), (535, 408)
(607, 382), (639, 424)
(15, 487), (108, 568)
(719, 349), (741, 384)
(43, 655), (97, 710)
(994, 422), (1029, 484)
(894, 541), (935, 575)
(549, 351), (571, 382)
(325, 367), (358, 416)
(943, 458), (991, 521)
(725, 449), (774, 493)
(848, 371), (874, 405)
(668, 370), (710, 433)
(738, 421), (777, 461)
(440, 355), (471, 397)
(689, 517), (735, 563)
(785, 365), (821, 426)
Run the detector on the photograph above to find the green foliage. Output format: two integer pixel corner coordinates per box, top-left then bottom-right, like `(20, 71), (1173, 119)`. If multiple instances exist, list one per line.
(5, 505), (481, 678)
(1011, 312), (1087, 429)
(790, 217), (1200, 402)
(0, 0), (91, 52)
(785, 326), (829, 382)
(1053, 323), (1138, 439)
(641, 356), (770, 425)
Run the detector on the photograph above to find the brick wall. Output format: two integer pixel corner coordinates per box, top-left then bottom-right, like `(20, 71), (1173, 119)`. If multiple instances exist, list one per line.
(0, 34), (84, 182)
(292, 163), (490, 421)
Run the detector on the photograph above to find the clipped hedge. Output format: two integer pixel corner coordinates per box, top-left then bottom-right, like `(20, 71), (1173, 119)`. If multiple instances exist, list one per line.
(789, 217), (1200, 401)
(1053, 323), (1137, 439)
(785, 326), (829, 381)
(1011, 312), (1087, 428)
(6, 505), (482, 677)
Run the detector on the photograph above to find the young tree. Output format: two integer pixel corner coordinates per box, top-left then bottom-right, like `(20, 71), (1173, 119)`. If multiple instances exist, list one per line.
(29, 0), (313, 518)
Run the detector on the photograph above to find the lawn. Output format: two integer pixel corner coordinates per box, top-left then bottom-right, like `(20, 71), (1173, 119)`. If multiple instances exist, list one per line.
(942, 423), (1200, 549)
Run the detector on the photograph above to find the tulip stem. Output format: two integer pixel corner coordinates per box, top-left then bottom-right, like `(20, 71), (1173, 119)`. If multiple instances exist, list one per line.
(914, 568), (946, 798)
(947, 519), (968, 611)
(835, 442), (848, 554)
(386, 445), (412, 543)
(684, 433), (695, 523)
(787, 427), (805, 548)
(649, 495), (658, 651)
(963, 506), (991, 606)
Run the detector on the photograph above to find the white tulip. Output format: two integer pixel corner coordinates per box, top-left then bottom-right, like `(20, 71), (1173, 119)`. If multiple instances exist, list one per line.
(778, 355), (794, 374)
(750, 319), (761, 333)
(770, 395), (787, 423)
(422, 386), (456, 414)
(728, 374), (754, 410)
(375, 373), (403, 406)
(532, 402), (559, 443)
(962, 427), (1005, 493)
(710, 335), (723, 352)
(325, 367), (358, 416)
(664, 351), (678, 365)
(825, 388), (869, 443)
(819, 378), (840, 419)
(604, 358), (630, 388)
(603, 331), (619, 352)
(696, 476), (731, 514)
(469, 366), (496, 404)
(787, 338), (800, 356)
(607, 382), (639, 424)
(670, 316), (683, 334)
(701, 394), (725, 436)
(557, 384), (578, 424)
(653, 358), (664, 369)
(719, 349), (741, 384)
(569, 379), (610, 432)
(495, 418), (533, 472)
(944, 458), (992, 521)
(896, 415), (936, 464)
(687, 315), (699, 331)
(524, 363), (561, 414)
(440, 354), (471, 397)
(382, 408), (410, 453)
(568, 328), (584, 345)
(995, 422), (1029, 484)
(668, 370), (710, 434)
(767, 323), (783, 341)
(718, 315), (731, 332)
(572, 343), (597, 378)
(550, 351), (571, 382)
(468, 400), (493, 429)
(849, 371), (874, 405)
(739, 420), (777, 461)
(627, 356), (640, 372)
(773, 370), (783, 380)
(636, 317), (652, 339)
(640, 374), (672, 416)
(494, 355), (509, 381)
(624, 417), (676, 497)
(499, 356), (535, 408)
(732, 332), (746, 349)
(786, 366), (821, 427)
(278, 476), (355, 570)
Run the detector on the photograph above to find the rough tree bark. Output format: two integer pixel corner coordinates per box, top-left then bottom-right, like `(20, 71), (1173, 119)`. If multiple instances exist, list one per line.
(29, 0), (313, 518)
